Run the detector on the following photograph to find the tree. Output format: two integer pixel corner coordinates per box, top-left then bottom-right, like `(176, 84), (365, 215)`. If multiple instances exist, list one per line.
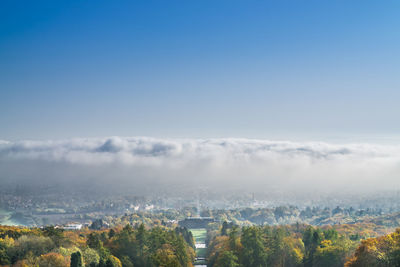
(0, 235), (14, 265)
(0, 249), (10, 266)
(303, 226), (323, 267)
(228, 225), (240, 252)
(87, 233), (102, 250)
(12, 260), (30, 267)
(82, 248), (100, 266)
(38, 253), (68, 267)
(109, 229), (116, 239)
(216, 251), (239, 267)
(154, 244), (180, 267)
(267, 228), (284, 264)
(120, 255), (134, 267)
(90, 219), (106, 230)
(313, 240), (347, 267)
(221, 221), (229, 236)
(13, 235), (55, 261)
(207, 236), (230, 267)
(240, 227), (267, 267)
(324, 229), (339, 241)
(303, 226), (314, 253)
(25, 251), (39, 267)
(175, 227), (195, 249)
(345, 238), (389, 267)
(172, 234), (192, 266)
(42, 226), (65, 247)
(106, 255), (122, 267)
(71, 251), (83, 267)
(134, 224), (150, 266)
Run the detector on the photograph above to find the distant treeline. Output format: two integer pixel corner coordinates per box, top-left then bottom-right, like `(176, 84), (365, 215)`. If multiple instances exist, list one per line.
(107, 205), (397, 229)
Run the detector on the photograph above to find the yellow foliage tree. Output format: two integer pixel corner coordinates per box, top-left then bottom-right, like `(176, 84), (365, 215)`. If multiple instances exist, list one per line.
(38, 252), (68, 267)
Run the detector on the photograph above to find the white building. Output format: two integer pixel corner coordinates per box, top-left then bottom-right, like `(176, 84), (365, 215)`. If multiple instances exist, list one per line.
(63, 223), (83, 230)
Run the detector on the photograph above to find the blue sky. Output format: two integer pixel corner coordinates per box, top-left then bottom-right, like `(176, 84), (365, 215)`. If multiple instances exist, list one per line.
(1, 0), (400, 141)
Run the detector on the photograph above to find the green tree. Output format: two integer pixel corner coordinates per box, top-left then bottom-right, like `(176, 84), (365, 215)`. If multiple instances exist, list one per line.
(120, 255), (134, 267)
(82, 248), (100, 266)
(216, 251), (239, 267)
(42, 226), (65, 247)
(267, 228), (286, 266)
(71, 251), (83, 267)
(221, 221), (229, 236)
(324, 229), (338, 241)
(313, 241), (347, 267)
(228, 225), (239, 252)
(240, 227), (267, 267)
(109, 229), (116, 239)
(303, 226), (323, 267)
(0, 248), (10, 265)
(87, 233), (102, 250)
(13, 235), (55, 261)
(106, 256), (122, 267)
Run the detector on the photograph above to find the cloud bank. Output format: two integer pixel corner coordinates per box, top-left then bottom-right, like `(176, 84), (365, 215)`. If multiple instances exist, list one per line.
(0, 137), (400, 195)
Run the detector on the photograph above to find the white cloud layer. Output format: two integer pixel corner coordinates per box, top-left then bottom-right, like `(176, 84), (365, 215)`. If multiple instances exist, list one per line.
(0, 137), (399, 194)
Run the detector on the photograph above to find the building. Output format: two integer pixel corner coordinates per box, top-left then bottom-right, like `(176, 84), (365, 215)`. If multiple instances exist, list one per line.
(63, 223), (83, 230)
(178, 217), (215, 228)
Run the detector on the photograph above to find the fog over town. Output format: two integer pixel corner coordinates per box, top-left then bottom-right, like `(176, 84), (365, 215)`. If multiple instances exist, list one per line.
(1, 136), (400, 196)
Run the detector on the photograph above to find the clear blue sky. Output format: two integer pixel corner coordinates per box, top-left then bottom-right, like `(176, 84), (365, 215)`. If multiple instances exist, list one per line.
(1, 0), (400, 141)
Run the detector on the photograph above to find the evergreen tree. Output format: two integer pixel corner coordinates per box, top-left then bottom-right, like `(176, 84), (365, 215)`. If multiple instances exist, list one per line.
(216, 251), (239, 267)
(71, 251), (83, 267)
(221, 221), (229, 236)
(241, 227), (267, 267)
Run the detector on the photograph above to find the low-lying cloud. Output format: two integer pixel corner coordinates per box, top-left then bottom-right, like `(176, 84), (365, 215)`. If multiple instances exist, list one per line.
(0, 137), (399, 195)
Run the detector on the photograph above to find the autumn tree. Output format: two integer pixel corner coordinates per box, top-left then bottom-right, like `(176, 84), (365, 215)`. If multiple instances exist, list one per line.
(38, 252), (68, 267)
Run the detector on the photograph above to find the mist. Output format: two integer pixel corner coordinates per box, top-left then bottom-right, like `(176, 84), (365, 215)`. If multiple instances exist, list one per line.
(0, 137), (399, 196)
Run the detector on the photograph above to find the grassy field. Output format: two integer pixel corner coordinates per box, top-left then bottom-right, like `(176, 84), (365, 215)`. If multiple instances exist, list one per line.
(190, 228), (207, 244)
(195, 247), (207, 258)
(190, 228), (207, 262)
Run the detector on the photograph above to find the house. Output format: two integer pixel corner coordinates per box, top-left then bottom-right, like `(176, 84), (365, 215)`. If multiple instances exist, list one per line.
(63, 223), (83, 230)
